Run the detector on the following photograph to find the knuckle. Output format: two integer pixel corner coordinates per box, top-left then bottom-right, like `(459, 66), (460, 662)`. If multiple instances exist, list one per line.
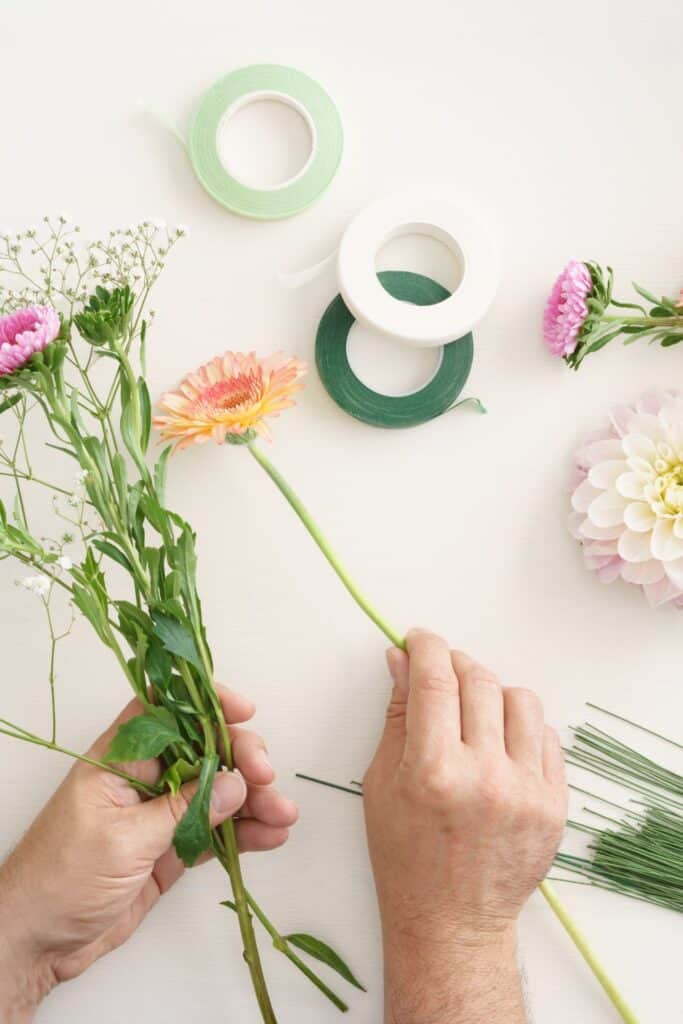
(466, 670), (500, 690)
(510, 686), (541, 706)
(419, 674), (456, 696)
(385, 699), (407, 722)
(419, 764), (457, 804)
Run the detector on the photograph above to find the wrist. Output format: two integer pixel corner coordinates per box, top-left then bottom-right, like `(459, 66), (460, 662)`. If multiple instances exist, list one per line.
(382, 923), (522, 1024)
(0, 872), (56, 1021)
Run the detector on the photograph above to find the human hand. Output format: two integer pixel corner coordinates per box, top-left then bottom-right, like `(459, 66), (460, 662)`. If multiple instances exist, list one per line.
(0, 685), (298, 1022)
(363, 630), (567, 1024)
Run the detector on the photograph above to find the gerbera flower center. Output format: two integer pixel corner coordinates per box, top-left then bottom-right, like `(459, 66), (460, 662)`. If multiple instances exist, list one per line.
(201, 373), (263, 415)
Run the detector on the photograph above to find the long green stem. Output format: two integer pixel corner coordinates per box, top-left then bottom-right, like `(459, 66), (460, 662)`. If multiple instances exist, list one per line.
(178, 659), (276, 1023)
(247, 444), (404, 649)
(0, 724), (161, 797)
(539, 881), (639, 1023)
(247, 441), (638, 1024)
(246, 891), (348, 1013)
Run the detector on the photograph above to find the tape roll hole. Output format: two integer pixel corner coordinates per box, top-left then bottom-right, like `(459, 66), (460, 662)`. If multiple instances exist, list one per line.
(347, 319), (443, 397)
(217, 91), (316, 191)
(375, 226), (465, 304)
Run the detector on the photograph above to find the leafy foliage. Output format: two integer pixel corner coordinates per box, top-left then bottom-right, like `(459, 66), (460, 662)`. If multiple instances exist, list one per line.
(73, 285), (134, 346)
(104, 708), (183, 763)
(173, 754), (219, 866)
(566, 261), (683, 370)
(285, 934), (366, 991)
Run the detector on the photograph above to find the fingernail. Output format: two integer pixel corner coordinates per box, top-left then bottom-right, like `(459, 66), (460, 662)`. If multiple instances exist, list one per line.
(211, 771), (246, 815)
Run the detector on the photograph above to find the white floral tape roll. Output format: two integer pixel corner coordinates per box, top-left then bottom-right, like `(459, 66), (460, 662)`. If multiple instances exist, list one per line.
(336, 192), (499, 347)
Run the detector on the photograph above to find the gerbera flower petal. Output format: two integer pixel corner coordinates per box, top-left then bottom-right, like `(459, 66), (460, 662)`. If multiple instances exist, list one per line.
(154, 350), (307, 450)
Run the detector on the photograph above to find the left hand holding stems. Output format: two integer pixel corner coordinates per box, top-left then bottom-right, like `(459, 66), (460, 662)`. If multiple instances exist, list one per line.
(0, 684), (298, 1023)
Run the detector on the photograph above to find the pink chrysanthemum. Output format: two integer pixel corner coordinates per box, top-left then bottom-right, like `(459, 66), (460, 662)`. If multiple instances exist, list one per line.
(569, 390), (683, 608)
(0, 305), (60, 377)
(154, 350), (307, 450)
(543, 260), (593, 358)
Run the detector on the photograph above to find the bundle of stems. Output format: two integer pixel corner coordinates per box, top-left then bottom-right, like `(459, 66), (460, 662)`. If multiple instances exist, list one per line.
(0, 219), (361, 1023)
(554, 706), (683, 915)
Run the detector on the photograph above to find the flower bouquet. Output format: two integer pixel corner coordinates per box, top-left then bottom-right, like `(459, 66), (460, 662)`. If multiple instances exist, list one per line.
(0, 218), (361, 1022)
(0, 218), (640, 1024)
(543, 259), (683, 369)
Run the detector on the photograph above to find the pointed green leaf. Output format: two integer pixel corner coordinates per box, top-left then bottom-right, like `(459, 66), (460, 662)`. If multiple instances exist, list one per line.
(152, 611), (202, 672)
(0, 393), (21, 415)
(154, 445), (172, 505)
(160, 757), (201, 796)
(104, 709), (183, 764)
(631, 282), (661, 306)
(173, 754), (219, 866)
(285, 934), (366, 992)
(93, 538), (135, 575)
(138, 377), (152, 452)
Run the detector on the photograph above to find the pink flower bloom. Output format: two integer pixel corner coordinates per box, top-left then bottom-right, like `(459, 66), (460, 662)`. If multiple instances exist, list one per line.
(569, 390), (683, 608)
(543, 260), (593, 358)
(0, 305), (60, 377)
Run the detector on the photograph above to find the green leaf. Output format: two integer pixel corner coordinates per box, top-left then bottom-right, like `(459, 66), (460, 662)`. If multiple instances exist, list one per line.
(650, 305), (672, 318)
(152, 611), (203, 672)
(121, 400), (143, 464)
(160, 757), (200, 796)
(111, 453), (128, 519)
(285, 934), (366, 992)
(93, 538), (135, 575)
(631, 282), (661, 306)
(0, 393), (21, 415)
(173, 754), (219, 866)
(154, 446), (172, 505)
(138, 378), (152, 452)
(104, 709), (183, 764)
(71, 583), (109, 643)
(661, 334), (683, 347)
(145, 638), (173, 689)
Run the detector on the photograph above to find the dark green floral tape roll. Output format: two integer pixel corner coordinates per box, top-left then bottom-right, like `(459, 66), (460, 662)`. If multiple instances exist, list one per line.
(315, 271), (474, 428)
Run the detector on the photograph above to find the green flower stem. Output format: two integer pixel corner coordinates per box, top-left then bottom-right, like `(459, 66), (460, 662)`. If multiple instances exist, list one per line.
(247, 444), (405, 650)
(246, 442), (638, 1024)
(245, 891), (348, 1013)
(603, 314), (683, 326)
(179, 658), (277, 1024)
(0, 723), (162, 797)
(540, 881), (639, 1023)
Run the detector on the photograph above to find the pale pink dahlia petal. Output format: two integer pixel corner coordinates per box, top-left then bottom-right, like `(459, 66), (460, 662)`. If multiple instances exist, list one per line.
(595, 557), (624, 584)
(543, 260), (593, 358)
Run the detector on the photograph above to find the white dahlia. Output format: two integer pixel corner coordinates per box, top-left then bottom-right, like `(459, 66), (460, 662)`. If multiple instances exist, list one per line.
(569, 390), (683, 607)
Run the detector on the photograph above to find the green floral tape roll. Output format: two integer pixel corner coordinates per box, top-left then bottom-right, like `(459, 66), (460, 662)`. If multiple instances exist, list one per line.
(316, 271), (474, 428)
(188, 64), (343, 220)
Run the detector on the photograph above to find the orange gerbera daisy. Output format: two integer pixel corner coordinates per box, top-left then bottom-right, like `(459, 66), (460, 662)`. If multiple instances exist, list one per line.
(154, 350), (307, 449)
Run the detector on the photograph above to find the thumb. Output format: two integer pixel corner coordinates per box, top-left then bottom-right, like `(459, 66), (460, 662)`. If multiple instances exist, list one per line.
(130, 769), (247, 863)
(379, 646), (409, 751)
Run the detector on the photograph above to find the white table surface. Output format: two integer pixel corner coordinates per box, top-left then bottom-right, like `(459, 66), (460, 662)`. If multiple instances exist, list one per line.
(1, 2), (681, 1021)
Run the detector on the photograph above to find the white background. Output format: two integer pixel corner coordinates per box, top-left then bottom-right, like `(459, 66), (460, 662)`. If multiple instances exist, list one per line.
(1, 2), (682, 1021)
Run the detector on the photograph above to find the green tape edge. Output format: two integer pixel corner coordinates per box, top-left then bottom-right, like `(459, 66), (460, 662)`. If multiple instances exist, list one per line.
(188, 64), (343, 220)
(315, 271), (474, 429)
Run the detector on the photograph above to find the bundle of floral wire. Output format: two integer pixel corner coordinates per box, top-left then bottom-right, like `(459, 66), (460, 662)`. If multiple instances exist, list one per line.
(553, 706), (683, 914)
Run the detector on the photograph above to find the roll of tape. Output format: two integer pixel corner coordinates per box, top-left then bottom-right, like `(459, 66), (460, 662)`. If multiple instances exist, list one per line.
(337, 193), (498, 347)
(188, 65), (343, 220)
(316, 271), (474, 428)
